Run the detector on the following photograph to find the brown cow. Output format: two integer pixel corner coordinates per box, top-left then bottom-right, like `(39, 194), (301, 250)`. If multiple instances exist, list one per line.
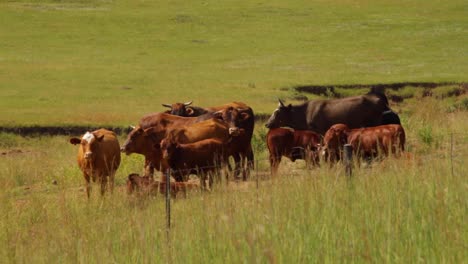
(322, 123), (406, 162)
(126, 173), (199, 198)
(69, 129), (121, 198)
(267, 128), (321, 175)
(159, 137), (230, 189)
(121, 118), (231, 178)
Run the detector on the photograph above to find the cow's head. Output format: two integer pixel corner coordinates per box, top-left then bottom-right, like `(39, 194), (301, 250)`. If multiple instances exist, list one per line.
(158, 137), (179, 160)
(162, 101), (194, 117)
(121, 126), (148, 155)
(265, 99), (293, 129)
(213, 107), (251, 136)
(70, 131), (104, 159)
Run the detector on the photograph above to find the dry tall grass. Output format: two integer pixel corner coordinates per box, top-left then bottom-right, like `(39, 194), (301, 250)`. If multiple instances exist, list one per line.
(0, 97), (466, 263)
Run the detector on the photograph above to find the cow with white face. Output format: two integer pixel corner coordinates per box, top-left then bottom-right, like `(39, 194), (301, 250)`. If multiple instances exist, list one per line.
(69, 129), (121, 198)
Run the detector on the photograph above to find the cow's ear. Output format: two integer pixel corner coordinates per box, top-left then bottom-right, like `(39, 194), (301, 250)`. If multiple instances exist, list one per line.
(186, 107), (195, 116)
(287, 104), (292, 109)
(278, 98), (285, 107)
(69, 138), (81, 145)
(95, 134), (105, 141)
(142, 127), (153, 135)
(213, 110), (223, 119)
(240, 112), (250, 121)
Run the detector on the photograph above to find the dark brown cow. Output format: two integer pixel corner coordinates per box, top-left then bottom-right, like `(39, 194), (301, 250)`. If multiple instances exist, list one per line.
(161, 101), (249, 117)
(159, 137), (229, 189)
(162, 101), (208, 117)
(265, 92), (401, 135)
(69, 129), (121, 198)
(126, 173), (199, 198)
(322, 123), (406, 162)
(213, 106), (255, 181)
(267, 128), (321, 175)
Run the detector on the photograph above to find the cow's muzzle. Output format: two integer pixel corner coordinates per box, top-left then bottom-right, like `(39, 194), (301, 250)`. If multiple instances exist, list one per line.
(84, 151), (93, 159)
(229, 127), (240, 136)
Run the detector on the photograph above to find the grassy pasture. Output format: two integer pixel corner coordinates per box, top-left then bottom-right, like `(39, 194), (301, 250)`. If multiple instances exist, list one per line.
(0, 96), (467, 263)
(1, 0), (467, 262)
(0, 0), (467, 125)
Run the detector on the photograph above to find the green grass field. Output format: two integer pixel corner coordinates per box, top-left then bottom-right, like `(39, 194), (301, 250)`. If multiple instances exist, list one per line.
(0, 0), (467, 263)
(1, 0), (467, 125)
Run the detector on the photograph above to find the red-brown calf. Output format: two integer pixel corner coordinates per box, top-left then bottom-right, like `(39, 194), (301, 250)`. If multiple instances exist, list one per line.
(158, 138), (229, 189)
(322, 123), (406, 162)
(267, 128), (321, 175)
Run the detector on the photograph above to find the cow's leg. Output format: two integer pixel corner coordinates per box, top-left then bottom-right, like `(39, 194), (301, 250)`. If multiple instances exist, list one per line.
(109, 172), (115, 194)
(269, 154), (281, 176)
(231, 153), (242, 180)
(247, 147), (255, 170)
(100, 175), (108, 196)
(240, 153), (247, 181)
(83, 173), (91, 199)
(200, 173), (207, 191)
(208, 171), (214, 190)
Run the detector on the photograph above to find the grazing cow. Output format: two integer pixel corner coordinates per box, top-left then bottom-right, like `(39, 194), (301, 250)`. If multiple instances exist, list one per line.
(158, 137), (229, 189)
(213, 106), (255, 180)
(267, 128), (322, 175)
(265, 92), (401, 135)
(121, 118), (231, 178)
(126, 173), (199, 198)
(69, 129), (121, 198)
(322, 123), (406, 162)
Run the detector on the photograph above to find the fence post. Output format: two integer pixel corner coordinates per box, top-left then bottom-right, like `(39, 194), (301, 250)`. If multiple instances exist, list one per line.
(343, 144), (353, 177)
(165, 169), (171, 231)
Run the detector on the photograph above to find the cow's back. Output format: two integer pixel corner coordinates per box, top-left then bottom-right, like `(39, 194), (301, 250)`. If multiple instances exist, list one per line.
(168, 118), (230, 144)
(305, 94), (389, 134)
(267, 128), (294, 156)
(348, 124), (405, 155)
(205, 102), (248, 112)
(293, 130), (321, 147)
(93, 129), (121, 174)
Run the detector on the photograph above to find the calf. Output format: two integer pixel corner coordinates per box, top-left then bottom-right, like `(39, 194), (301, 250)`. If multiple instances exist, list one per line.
(322, 123), (406, 163)
(158, 138), (229, 189)
(126, 173), (199, 198)
(69, 129), (121, 198)
(267, 128), (321, 175)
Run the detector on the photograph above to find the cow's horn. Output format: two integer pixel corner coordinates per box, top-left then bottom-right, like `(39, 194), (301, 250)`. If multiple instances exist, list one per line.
(162, 104), (172, 108)
(278, 98), (285, 107)
(129, 125), (136, 130)
(184, 101), (193, 106)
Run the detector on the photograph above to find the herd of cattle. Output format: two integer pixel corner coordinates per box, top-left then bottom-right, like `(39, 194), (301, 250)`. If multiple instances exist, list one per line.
(69, 92), (405, 198)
